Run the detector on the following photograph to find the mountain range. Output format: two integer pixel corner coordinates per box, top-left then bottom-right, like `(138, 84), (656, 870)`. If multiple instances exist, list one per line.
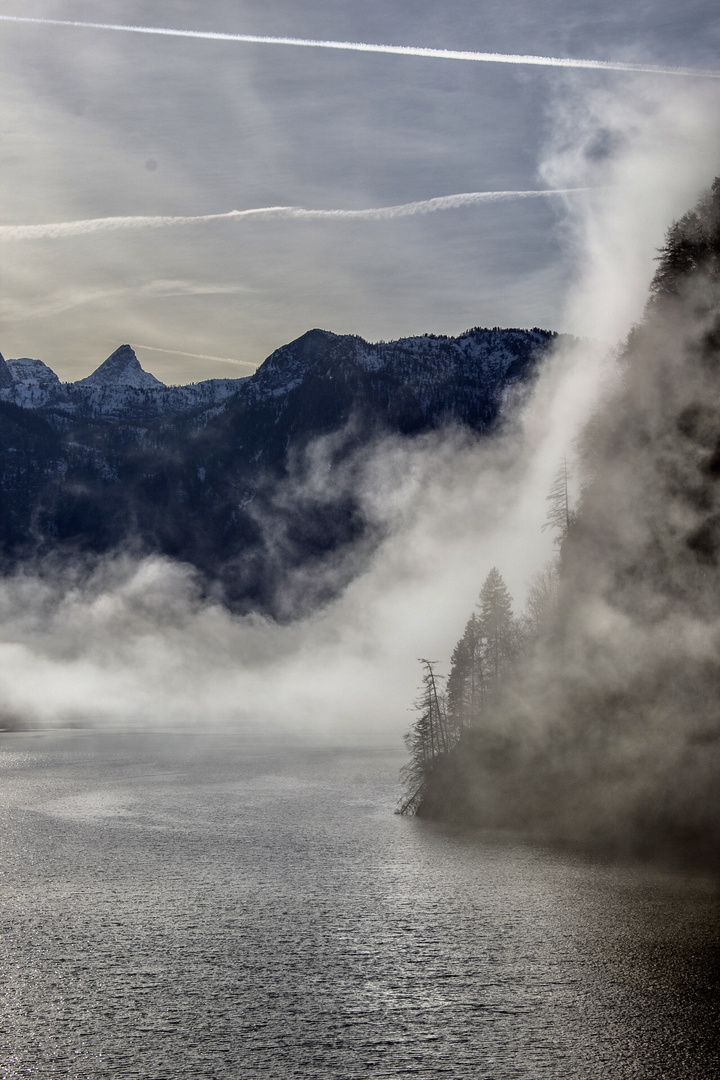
(0, 326), (563, 617)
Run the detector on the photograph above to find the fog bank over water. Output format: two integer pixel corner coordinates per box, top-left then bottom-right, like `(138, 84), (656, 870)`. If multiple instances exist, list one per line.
(0, 423), (558, 738)
(0, 78), (718, 741)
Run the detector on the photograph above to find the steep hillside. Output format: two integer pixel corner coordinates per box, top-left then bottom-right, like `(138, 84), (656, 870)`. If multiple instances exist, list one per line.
(411, 181), (720, 869)
(0, 326), (561, 617)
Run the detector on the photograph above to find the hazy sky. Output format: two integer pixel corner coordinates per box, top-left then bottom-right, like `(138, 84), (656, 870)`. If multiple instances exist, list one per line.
(1, 1), (719, 383)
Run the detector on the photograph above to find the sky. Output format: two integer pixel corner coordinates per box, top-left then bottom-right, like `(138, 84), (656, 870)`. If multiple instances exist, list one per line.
(0, 3), (720, 736)
(1, 1), (719, 384)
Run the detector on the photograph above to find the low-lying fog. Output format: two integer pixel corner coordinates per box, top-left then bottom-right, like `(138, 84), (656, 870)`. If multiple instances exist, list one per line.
(0, 75), (718, 743)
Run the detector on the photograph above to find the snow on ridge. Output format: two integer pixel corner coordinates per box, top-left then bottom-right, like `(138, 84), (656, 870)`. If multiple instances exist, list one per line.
(0, 346), (248, 421)
(6, 357), (62, 385)
(75, 344), (166, 390)
(2, 357), (67, 408)
(0, 326), (558, 423)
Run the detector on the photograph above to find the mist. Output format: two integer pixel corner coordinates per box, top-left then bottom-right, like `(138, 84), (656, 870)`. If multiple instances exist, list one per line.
(413, 77), (720, 865)
(0, 421), (557, 740)
(1, 73), (719, 772)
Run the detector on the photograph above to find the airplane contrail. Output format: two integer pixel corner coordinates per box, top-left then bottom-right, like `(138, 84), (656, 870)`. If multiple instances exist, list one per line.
(0, 189), (594, 241)
(134, 344), (256, 368)
(0, 15), (718, 78)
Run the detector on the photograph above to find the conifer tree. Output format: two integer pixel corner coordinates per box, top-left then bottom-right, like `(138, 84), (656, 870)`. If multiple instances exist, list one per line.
(398, 659), (447, 814)
(476, 567), (518, 685)
(521, 562), (560, 643)
(649, 178), (720, 299)
(446, 612), (483, 737)
(542, 458), (576, 545)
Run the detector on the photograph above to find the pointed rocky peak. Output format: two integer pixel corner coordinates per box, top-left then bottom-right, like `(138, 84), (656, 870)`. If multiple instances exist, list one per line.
(76, 344), (165, 390)
(0, 351), (14, 389)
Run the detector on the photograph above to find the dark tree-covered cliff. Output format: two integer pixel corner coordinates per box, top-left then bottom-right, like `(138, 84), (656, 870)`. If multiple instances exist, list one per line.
(404, 180), (720, 869)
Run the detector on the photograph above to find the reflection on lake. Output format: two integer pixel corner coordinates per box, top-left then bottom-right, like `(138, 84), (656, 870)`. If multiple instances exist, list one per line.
(0, 733), (717, 1078)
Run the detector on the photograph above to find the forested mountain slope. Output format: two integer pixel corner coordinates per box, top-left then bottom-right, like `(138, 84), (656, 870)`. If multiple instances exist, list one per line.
(407, 180), (720, 869)
(0, 326), (560, 618)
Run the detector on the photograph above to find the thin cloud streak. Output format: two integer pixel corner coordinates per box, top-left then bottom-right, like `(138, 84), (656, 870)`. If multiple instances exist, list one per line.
(0, 15), (718, 78)
(134, 344), (256, 368)
(0, 189), (593, 241)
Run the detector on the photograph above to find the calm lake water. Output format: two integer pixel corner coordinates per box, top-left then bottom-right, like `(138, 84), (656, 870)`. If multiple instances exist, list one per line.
(0, 732), (717, 1079)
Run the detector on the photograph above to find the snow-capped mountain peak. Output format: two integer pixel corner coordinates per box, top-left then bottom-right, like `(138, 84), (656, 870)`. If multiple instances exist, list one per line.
(76, 345), (166, 389)
(0, 344), (244, 421)
(2, 357), (65, 408)
(0, 324), (566, 618)
(7, 357), (63, 387)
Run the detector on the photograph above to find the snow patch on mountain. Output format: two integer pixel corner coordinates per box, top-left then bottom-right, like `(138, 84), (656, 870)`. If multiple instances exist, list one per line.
(4, 357), (67, 408)
(0, 345), (247, 423)
(0, 326), (562, 432)
(76, 345), (166, 390)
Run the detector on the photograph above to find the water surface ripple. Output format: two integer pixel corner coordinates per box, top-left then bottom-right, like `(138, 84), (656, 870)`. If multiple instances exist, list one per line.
(0, 733), (717, 1078)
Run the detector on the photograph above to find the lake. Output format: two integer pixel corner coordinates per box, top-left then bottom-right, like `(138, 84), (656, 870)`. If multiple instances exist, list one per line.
(0, 732), (717, 1079)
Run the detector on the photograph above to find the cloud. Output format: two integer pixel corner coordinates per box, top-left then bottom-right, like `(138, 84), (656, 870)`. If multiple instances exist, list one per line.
(1, 15), (718, 79)
(541, 74), (720, 341)
(2, 280), (251, 323)
(133, 344), (256, 369)
(0, 189), (592, 242)
(0, 51), (718, 756)
(0, 375), (589, 738)
(421, 76), (720, 860)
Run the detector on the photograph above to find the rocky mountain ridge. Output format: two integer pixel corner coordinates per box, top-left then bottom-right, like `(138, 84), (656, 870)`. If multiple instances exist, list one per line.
(0, 325), (565, 617)
(0, 345), (243, 422)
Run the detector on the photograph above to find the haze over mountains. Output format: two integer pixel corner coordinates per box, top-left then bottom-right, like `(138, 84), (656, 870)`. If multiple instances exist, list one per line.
(0, 326), (562, 619)
(0, 344), (241, 418)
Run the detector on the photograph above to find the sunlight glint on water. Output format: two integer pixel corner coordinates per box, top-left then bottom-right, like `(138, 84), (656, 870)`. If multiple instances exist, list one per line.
(0, 733), (717, 1079)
